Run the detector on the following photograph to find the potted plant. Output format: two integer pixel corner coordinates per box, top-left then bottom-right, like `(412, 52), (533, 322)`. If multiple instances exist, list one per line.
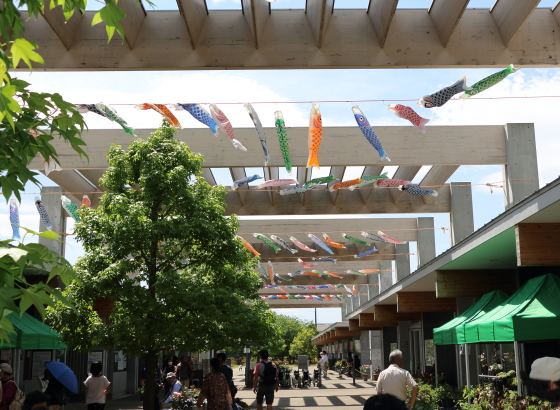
(135, 386), (144, 401)
(170, 387), (201, 410)
(360, 365), (371, 381)
(372, 366), (382, 381)
(433, 383), (459, 409)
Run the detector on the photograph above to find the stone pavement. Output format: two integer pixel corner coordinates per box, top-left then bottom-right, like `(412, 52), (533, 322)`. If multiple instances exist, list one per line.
(64, 369), (377, 410)
(234, 369), (377, 409)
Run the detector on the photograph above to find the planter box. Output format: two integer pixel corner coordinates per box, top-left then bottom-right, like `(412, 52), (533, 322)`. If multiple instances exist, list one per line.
(373, 374), (379, 381)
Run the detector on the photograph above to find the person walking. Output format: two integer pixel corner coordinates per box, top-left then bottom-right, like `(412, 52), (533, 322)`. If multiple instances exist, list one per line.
(524, 357), (560, 406)
(320, 351), (329, 377)
(83, 362), (111, 410)
(196, 358), (231, 410)
(216, 353), (235, 399)
(376, 350), (417, 409)
(161, 373), (182, 409)
(177, 356), (192, 391)
(252, 350), (278, 410)
(43, 368), (68, 410)
(354, 354), (361, 377)
(0, 364), (18, 410)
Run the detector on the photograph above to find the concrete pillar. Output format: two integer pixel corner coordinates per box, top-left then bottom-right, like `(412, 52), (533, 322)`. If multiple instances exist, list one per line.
(368, 273), (379, 297)
(359, 285), (368, 306)
(38, 186), (67, 257)
(370, 330), (383, 371)
(126, 357), (138, 394)
(360, 331), (371, 366)
(502, 124), (540, 210)
(398, 321), (411, 371)
(379, 261), (392, 292)
(395, 243), (411, 281)
(417, 217), (436, 267)
(450, 182), (475, 246)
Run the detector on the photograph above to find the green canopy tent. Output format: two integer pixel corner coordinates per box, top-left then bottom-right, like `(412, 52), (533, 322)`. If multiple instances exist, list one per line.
(464, 273), (560, 343)
(433, 290), (509, 345)
(3, 312), (66, 350)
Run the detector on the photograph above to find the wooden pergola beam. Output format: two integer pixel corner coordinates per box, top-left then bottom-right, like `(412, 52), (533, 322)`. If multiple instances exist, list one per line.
(428, 0), (469, 48)
(266, 300), (343, 308)
(177, 0), (208, 49)
(199, 168), (216, 186)
(367, 0), (398, 48)
(238, 217), (420, 241)
(334, 327), (361, 338)
(491, 0), (541, 47)
(273, 274), (369, 286)
(28, 126), (507, 170)
(20, 9), (560, 70)
(42, 169), (100, 208)
(419, 165), (460, 204)
(40, 0), (83, 50)
(389, 166), (422, 203)
(374, 304), (421, 322)
(246, 241), (395, 261)
(226, 185), (452, 215)
(242, 0), (270, 49)
(77, 169), (106, 191)
(397, 292), (456, 313)
(358, 313), (397, 328)
(435, 270), (517, 298)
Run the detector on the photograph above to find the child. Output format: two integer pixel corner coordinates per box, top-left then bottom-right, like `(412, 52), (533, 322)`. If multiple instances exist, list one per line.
(83, 362), (111, 410)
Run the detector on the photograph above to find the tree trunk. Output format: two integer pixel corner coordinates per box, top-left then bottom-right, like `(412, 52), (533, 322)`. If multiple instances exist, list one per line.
(143, 353), (158, 410)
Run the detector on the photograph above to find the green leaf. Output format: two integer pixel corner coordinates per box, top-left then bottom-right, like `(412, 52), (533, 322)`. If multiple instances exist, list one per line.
(19, 289), (53, 319)
(10, 38), (44, 70)
(0, 288), (22, 313)
(38, 231), (61, 241)
(91, 1), (126, 43)
(0, 248), (28, 263)
(0, 84), (22, 130)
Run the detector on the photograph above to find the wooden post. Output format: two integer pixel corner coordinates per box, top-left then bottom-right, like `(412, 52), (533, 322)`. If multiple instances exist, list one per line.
(502, 124), (540, 210)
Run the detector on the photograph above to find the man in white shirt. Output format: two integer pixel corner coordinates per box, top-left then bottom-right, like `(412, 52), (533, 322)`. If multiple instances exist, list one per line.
(320, 352), (329, 377)
(376, 350), (417, 409)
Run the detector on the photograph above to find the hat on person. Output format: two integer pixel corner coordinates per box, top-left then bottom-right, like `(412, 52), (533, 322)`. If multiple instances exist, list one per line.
(0, 363), (12, 373)
(166, 372), (176, 379)
(529, 357), (560, 381)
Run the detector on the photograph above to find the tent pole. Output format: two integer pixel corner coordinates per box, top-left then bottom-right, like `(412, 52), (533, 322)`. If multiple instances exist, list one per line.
(434, 346), (438, 387)
(465, 344), (470, 387)
(514, 341), (522, 396)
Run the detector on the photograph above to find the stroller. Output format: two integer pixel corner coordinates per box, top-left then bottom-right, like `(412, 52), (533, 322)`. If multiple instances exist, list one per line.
(301, 369), (311, 388)
(312, 369), (321, 387)
(292, 369), (301, 388)
(281, 368), (292, 389)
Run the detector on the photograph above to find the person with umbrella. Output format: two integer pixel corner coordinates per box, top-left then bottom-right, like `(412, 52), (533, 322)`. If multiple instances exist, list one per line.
(44, 362), (78, 410)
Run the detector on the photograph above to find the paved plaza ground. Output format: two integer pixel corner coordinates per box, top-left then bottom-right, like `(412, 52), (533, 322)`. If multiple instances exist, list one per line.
(66, 369), (377, 410)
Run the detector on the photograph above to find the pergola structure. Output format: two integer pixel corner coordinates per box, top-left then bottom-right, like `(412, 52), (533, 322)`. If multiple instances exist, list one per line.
(16, 0), (560, 70)
(33, 123), (537, 308)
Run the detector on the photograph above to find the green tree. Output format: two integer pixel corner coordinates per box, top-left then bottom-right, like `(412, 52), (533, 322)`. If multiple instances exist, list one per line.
(289, 325), (319, 359)
(47, 122), (278, 410)
(269, 314), (307, 361)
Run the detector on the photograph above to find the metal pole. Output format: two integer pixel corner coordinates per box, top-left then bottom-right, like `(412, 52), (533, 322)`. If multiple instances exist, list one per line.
(434, 346), (438, 388)
(315, 308), (317, 328)
(465, 344), (471, 387)
(514, 341), (522, 396)
(244, 346), (252, 388)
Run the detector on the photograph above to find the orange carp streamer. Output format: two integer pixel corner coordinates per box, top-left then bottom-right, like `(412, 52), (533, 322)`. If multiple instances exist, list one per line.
(322, 234), (346, 249)
(135, 103), (182, 129)
(237, 236), (260, 256)
(329, 178), (364, 192)
(306, 104), (323, 169)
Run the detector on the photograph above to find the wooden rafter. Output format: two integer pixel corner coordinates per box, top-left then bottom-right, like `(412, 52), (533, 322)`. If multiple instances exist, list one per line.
(40, 0), (83, 50)
(242, 0), (270, 49)
(359, 165), (384, 204)
(119, 0), (147, 49)
(199, 168), (216, 186)
(397, 292), (456, 313)
(266, 300), (343, 308)
(419, 165), (459, 204)
(306, 0), (334, 48)
(77, 169), (106, 191)
(43, 170), (101, 207)
(491, 0), (541, 47)
(177, 0), (209, 49)
(367, 0), (398, 48)
(428, 0), (469, 48)
(388, 166), (421, 203)
(230, 167), (248, 206)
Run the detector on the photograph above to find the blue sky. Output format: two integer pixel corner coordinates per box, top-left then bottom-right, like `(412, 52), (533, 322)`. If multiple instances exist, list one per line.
(3, 34), (560, 323)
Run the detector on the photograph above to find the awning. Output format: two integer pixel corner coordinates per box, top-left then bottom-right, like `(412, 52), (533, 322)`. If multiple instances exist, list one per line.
(4, 312), (67, 350)
(434, 290), (509, 345)
(463, 274), (560, 343)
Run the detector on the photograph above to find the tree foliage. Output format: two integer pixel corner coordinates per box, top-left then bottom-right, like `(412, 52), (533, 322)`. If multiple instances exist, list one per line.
(289, 324), (318, 359)
(267, 314), (309, 361)
(47, 123), (278, 410)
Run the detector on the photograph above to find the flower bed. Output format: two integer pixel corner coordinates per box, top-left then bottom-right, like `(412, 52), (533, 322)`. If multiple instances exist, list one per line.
(170, 388), (201, 410)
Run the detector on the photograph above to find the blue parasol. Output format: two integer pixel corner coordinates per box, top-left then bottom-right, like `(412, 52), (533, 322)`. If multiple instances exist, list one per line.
(45, 361), (79, 394)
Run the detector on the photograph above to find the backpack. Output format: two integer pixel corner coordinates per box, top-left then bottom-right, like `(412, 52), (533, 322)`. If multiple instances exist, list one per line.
(7, 381), (25, 410)
(261, 362), (276, 385)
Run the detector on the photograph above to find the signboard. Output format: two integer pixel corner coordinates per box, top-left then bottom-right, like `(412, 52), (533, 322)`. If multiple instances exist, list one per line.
(297, 355), (308, 371)
(32, 351), (52, 378)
